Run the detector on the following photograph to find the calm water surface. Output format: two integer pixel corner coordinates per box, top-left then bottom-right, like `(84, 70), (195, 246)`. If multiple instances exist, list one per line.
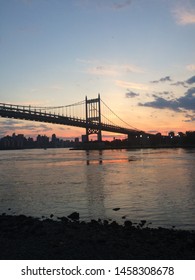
(0, 148), (195, 229)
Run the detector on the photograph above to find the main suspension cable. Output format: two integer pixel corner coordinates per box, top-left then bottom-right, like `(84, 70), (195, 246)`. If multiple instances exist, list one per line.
(100, 99), (141, 131)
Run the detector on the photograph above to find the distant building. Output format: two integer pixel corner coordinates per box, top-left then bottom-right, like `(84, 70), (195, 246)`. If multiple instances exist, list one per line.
(168, 131), (175, 138)
(51, 133), (60, 147)
(36, 134), (49, 148)
(82, 135), (88, 143)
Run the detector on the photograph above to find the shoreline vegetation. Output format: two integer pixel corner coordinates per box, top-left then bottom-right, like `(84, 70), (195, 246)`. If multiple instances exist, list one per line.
(0, 213), (194, 260)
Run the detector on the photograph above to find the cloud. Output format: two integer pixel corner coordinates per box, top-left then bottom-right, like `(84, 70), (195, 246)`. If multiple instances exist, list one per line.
(126, 90), (139, 98)
(150, 75), (195, 88)
(176, 87), (195, 110)
(76, 0), (132, 11)
(186, 75), (195, 84)
(139, 87), (195, 112)
(147, 130), (160, 134)
(171, 75), (195, 88)
(186, 64), (195, 72)
(87, 65), (117, 76)
(151, 91), (175, 100)
(116, 80), (148, 90)
(0, 119), (52, 137)
(139, 97), (180, 112)
(184, 113), (195, 122)
(173, 7), (195, 25)
(0, 119), (22, 126)
(153, 91), (173, 96)
(150, 76), (172, 84)
(171, 81), (188, 88)
(113, 0), (132, 10)
(78, 59), (143, 76)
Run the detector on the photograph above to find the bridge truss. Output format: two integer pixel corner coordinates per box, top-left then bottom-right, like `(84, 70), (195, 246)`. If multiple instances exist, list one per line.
(0, 95), (143, 141)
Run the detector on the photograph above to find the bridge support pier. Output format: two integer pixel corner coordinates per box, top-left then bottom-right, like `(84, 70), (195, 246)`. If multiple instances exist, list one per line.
(85, 94), (102, 142)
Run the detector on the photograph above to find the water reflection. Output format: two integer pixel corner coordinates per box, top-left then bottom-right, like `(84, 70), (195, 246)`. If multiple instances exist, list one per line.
(85, 149), (132, 165)
(85, 151), (105, 220)
(86, 150), (103, 165)
(0, 148), (195, 229)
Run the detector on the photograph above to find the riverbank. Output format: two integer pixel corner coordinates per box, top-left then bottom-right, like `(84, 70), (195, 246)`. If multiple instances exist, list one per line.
(0, 214), (194, 260)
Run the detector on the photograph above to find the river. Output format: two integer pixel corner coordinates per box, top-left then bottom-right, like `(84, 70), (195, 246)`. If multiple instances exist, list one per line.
(0, 148), (195, 229)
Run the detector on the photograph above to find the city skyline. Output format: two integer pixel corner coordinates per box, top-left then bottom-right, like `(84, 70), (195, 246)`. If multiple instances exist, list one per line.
(0, 0), (195, 138)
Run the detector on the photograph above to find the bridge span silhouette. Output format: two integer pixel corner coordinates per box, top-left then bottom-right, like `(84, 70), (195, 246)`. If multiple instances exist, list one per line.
(0, 94), (144, 141)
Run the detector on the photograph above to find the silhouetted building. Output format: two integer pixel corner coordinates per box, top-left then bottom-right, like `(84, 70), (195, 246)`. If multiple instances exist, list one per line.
(36, 135), (49, 148)
(0, 131), (195, 150)
(168, 131), (175, 138)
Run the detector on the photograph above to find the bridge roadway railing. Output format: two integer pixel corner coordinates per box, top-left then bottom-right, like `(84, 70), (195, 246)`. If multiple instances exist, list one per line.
(0, 102), (87, 128)
(0, 103), (141, 135)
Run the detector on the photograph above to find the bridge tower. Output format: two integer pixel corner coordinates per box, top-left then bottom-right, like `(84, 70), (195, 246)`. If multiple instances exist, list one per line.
(85, 94), (102, 142)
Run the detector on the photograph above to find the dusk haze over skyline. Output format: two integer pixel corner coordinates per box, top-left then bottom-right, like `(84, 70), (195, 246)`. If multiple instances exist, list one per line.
(0, 0), (195, 139)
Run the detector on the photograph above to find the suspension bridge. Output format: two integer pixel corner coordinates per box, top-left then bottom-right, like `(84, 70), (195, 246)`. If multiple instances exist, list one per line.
(0, 94), (144, 141)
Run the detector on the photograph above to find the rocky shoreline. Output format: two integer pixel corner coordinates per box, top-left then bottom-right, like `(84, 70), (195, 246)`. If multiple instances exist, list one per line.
(0, 213), (195, 260)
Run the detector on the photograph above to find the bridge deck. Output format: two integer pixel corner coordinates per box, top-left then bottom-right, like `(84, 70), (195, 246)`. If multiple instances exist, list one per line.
(0, 103), (141, 135)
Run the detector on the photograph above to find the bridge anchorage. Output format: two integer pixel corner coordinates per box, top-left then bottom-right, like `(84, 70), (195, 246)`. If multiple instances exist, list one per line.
(0, 94), (144, 143)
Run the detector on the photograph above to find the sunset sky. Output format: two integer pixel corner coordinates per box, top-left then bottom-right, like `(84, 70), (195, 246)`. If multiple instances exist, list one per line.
(0, 0), (195, 140)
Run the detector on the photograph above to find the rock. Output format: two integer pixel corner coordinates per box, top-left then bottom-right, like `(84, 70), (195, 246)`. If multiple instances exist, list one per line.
(139, 220), (146, 227)
(0, 214), (195, 260)
(113, 208), (120, 211)
(124, 220), (133, 227)
(90, 219), (99, 226)
(68, 212), (80, 221)
(103, 220), (109, 226)
(110, 221), (118, 228)
(57, 216), (69, 223)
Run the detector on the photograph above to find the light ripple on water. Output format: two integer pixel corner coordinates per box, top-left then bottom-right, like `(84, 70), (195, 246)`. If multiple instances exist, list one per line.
(0, 148), (195, 229)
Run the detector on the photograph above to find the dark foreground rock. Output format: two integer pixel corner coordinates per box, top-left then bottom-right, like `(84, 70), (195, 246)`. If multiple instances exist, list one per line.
(0, 214), (195, 260)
